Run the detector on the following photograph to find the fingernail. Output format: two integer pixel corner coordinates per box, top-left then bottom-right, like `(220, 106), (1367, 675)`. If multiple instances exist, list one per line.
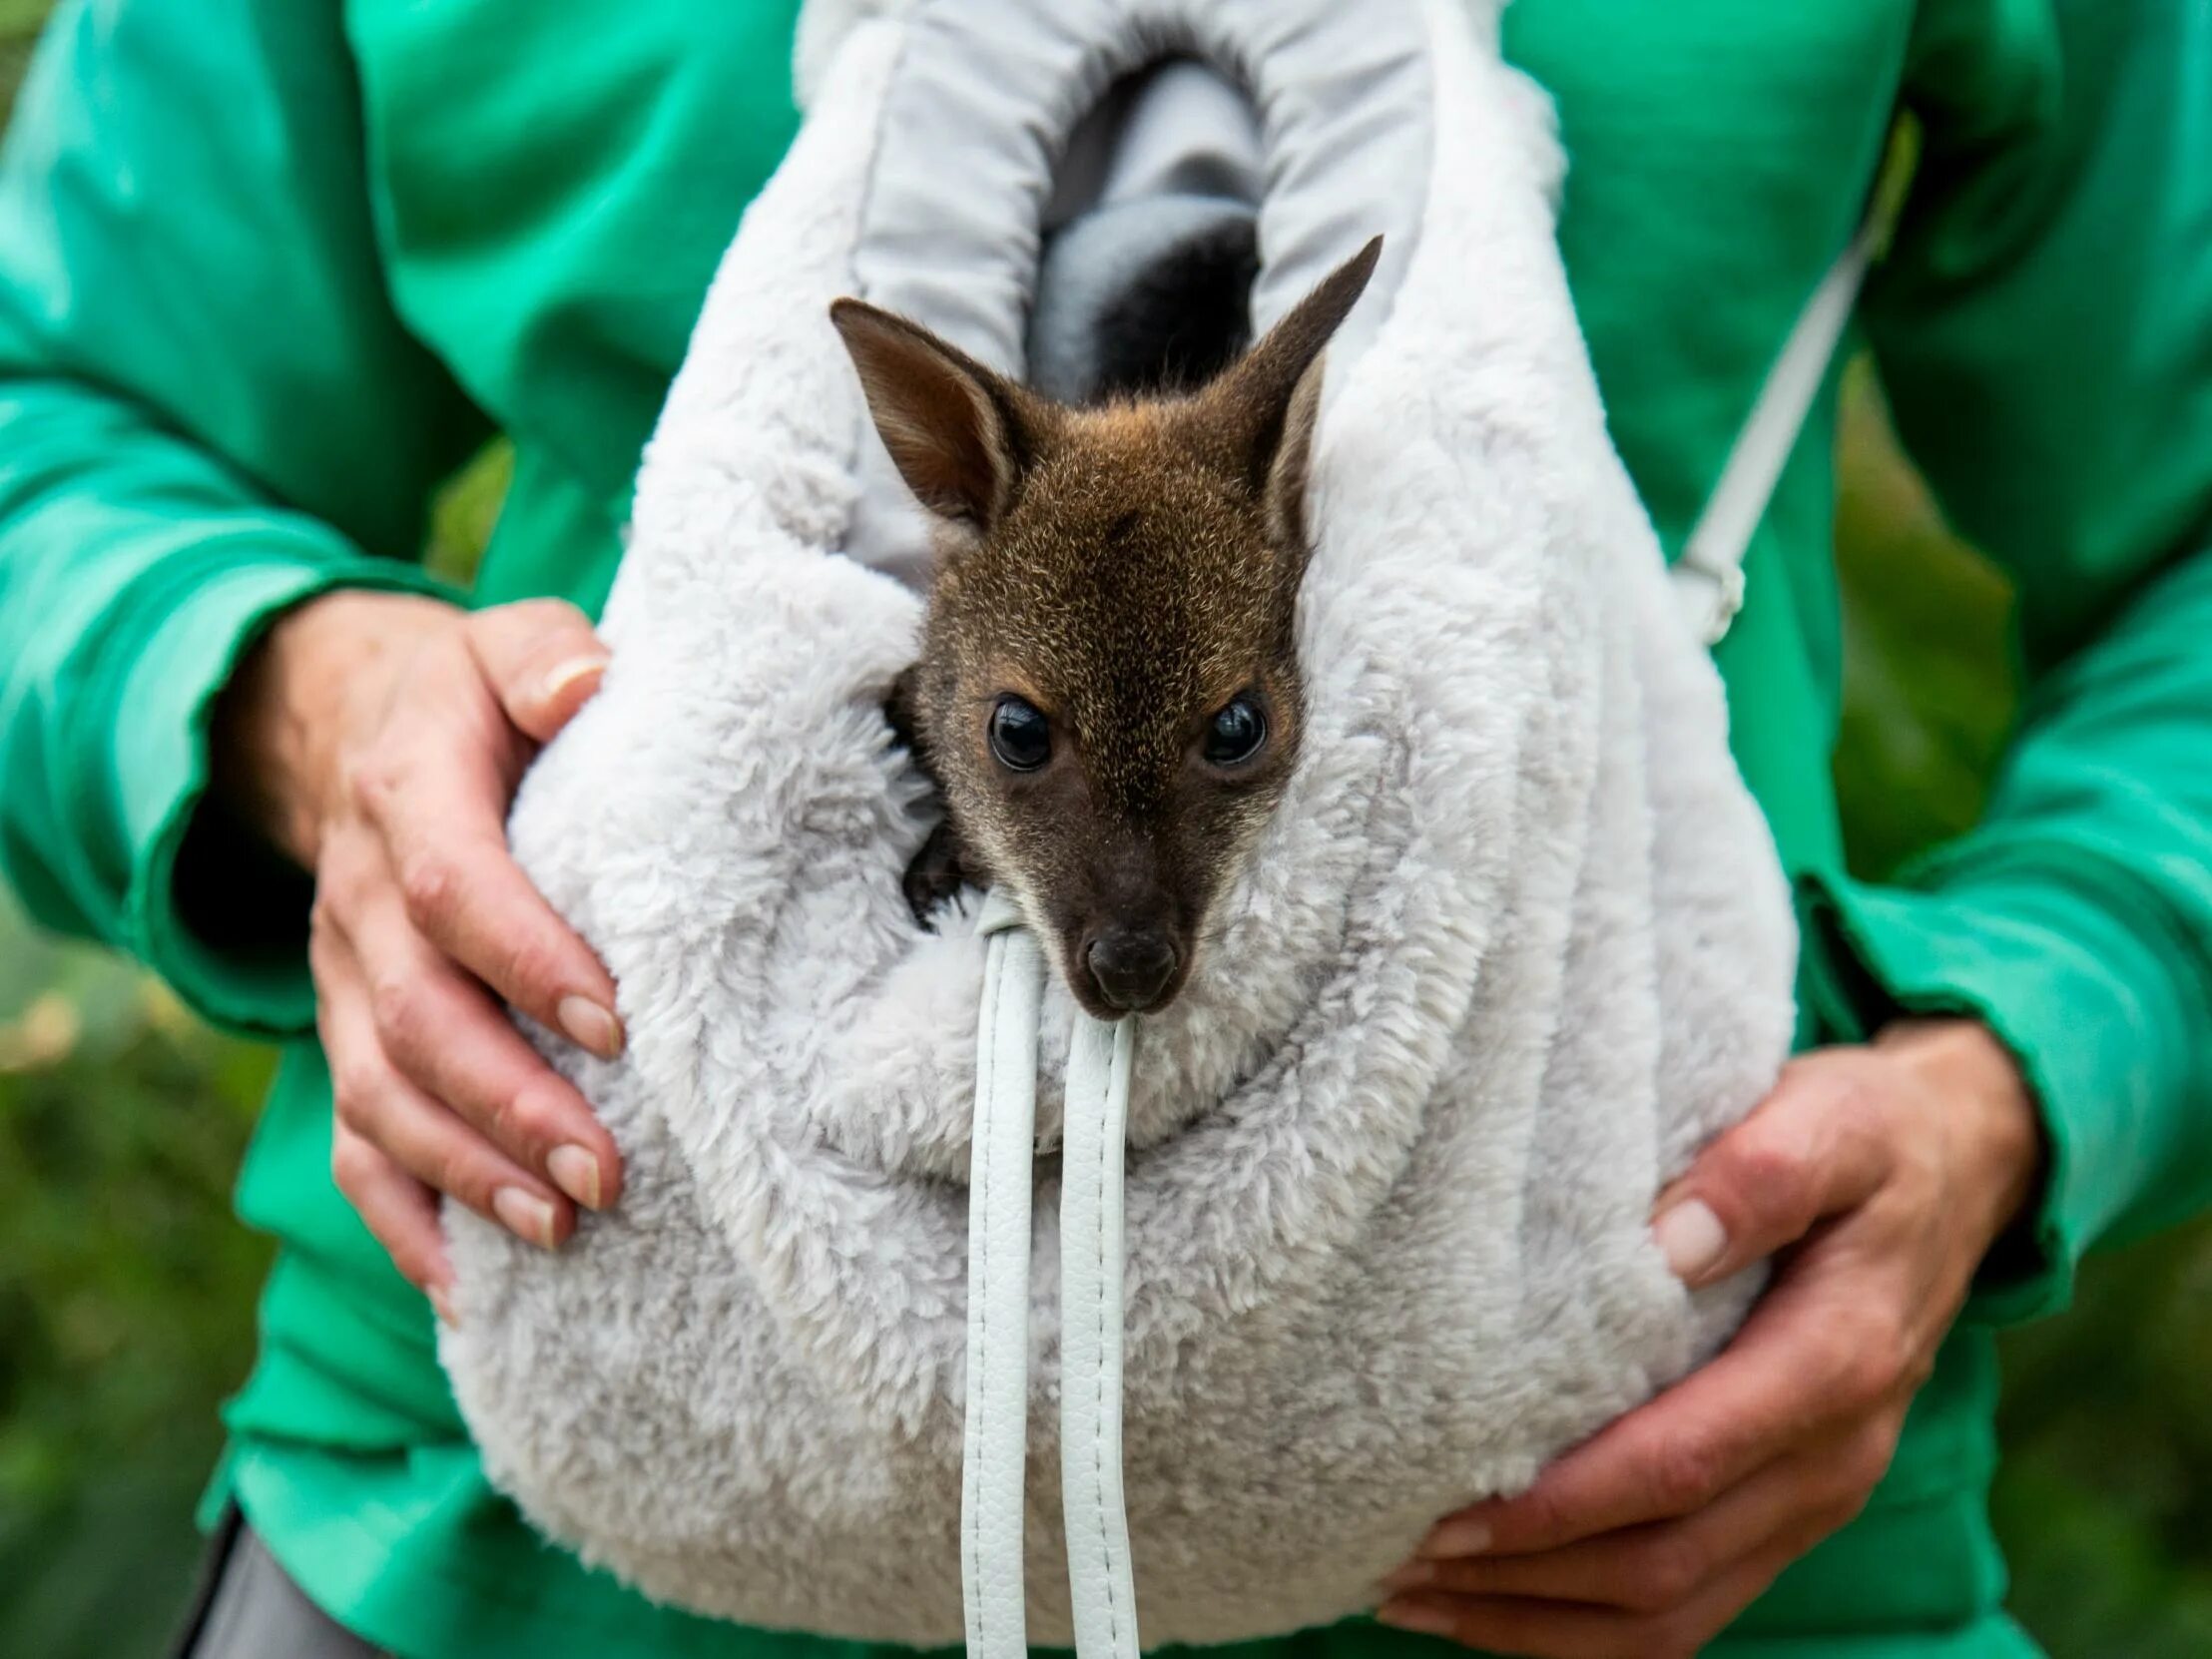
(541, 654), (608, 705)
(493, 1186), (559, 1250)
(558, 995), (624, 1060)
(547, 1143), (604, 1211)
(1375, 1601), (1456, 1638)
(428, 1285), (459, 1328)
(1418, 1517), (1491, 1559)
(1378, 1561), (1434, 1593)
(1655, 1197), (1728, 1284)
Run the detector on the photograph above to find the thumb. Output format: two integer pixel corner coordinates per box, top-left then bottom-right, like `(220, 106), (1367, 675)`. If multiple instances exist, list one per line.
(464, 598), (611, 744)
(1652, 1055), (1895, 1290)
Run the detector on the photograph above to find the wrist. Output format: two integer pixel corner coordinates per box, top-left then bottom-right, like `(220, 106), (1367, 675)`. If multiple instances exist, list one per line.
(213, 588), (459, 866)
(1876, 1017), (2045, 1254)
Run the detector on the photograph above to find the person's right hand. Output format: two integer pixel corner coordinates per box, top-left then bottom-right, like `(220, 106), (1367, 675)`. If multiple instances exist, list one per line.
(216, 589), (626, 1321)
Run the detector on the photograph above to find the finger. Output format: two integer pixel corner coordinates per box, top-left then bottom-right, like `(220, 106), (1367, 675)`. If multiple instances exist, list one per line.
(341, 877), (621, 1210)
(1387, 1436), (1868, 1612)
(1650, 1052), (1897, 1288)
(317, 923), (575, 1249)
(356, 724), (624, 1060)
(364, 1073), (574, 1251)
(464, 597), (610, 744)
(1379, 1524), (1826, 1659)
(1418, 1264), (1898, 1555)
(329, 1123), (455, 1316)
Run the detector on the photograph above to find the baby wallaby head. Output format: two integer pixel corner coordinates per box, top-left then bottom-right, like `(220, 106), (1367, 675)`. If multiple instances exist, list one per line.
(831, 238), (1380, 1019)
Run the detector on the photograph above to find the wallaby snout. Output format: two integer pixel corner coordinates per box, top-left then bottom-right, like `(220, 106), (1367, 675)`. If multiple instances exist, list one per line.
(1081, 925), (1184, 1015)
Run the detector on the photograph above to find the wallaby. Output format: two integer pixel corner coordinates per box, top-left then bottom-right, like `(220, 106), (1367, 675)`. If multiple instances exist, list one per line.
(830, 237), (1381, 1021)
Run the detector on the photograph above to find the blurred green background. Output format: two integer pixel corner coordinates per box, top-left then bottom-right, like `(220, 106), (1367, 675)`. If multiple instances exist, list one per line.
(1, 8), (2209, 1657)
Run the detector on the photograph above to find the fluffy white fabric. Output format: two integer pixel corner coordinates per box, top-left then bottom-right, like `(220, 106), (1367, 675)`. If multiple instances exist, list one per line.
(440, 0), (1798, 1645)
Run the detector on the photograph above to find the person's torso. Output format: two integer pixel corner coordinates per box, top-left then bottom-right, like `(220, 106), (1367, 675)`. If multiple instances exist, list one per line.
(226, 4), (2054, 1652)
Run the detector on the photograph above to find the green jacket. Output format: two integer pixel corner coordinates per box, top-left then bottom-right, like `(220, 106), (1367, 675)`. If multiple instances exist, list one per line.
(3, 0), (2210, 1654)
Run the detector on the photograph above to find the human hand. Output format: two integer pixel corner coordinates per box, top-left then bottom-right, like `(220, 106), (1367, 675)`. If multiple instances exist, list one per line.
(1378, 1021), (2043, 1657)
(217, 590), (625, 1318)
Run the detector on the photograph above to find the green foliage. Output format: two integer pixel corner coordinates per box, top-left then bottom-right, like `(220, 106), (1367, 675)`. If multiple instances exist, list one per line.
(1994, 1234), (2212, 1656)
(0, 899), (275, 1659)
(1831, 361), (2019, 877)
(0, 0), (43, 128)
(423, 441), (514, 589)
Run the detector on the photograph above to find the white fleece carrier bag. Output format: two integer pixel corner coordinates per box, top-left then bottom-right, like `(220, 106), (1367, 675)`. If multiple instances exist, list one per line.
(440, 0), (1838, 1650)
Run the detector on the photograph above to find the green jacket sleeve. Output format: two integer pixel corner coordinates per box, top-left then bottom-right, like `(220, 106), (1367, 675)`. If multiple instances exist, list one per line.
(0, 0), (482, 1034)
(1812, 0), (2212, 1321)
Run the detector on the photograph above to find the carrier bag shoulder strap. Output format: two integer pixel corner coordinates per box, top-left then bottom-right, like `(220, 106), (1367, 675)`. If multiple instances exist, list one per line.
(1670, 124), (1910, 648)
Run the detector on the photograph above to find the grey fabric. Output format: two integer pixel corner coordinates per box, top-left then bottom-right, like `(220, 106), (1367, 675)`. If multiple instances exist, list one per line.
(1040, 56), (1262, 232)
(175, 1518), (382, 1659)
(1025, 59), (1262, 403)
(838, 0), (1431, 578)
(1025, 193), (1257, 403)
(852, 0), (1426, 366)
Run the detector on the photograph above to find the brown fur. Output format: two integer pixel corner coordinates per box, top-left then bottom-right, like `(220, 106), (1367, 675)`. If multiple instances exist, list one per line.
(832, 238), (1381, 1018)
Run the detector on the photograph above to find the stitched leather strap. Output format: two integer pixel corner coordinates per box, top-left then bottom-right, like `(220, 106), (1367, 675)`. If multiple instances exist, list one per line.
(965, 892), (1045, 1659)
(963, 891), (1143, 1659)
(1060, 1012), (1141, 1659)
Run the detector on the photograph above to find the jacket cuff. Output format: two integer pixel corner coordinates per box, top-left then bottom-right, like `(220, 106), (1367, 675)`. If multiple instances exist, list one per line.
(119, 546), (457, 1038)
(1799, 866), (2189, 1326)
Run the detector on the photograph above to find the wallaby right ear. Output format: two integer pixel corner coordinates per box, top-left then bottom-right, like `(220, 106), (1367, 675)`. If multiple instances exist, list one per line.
(830, 299), (1045, 534)
(1190, 236), (1382, 553)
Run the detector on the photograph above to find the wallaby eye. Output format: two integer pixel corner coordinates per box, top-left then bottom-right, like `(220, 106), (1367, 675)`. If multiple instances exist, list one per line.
(988, 695), (1052, 772)
(1203, 694), (1269, 768)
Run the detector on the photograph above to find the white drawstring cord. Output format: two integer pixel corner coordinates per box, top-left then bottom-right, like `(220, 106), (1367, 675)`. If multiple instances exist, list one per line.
(1060, 1011), (1141, 1659)
(965, 894), (1044, 1659)
(1673, 121), (1907, 647)
(1670, 219), (1877, 649)
(965, 892), (1141, 1659)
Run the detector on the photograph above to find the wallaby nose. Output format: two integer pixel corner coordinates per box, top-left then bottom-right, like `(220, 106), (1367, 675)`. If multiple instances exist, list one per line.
(1083, 931), (1181, 1013)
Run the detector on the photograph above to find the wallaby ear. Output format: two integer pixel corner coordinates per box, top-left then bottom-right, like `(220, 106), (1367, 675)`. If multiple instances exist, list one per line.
(829, 298), (1044, 533)
(1197, 236), (1382, 550)
(1263, 356), (1330, 556)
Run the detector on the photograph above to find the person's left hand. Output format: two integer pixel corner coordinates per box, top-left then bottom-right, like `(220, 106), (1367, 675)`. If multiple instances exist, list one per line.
(1375, 1019), (2043, 1659)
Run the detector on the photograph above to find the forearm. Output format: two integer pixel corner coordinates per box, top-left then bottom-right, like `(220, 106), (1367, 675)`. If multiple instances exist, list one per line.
(0, 381), (442, 926)
(0, 380), (455, 1026)
(0, 0), (484, 1022)
(1844, 0), (2212, 1317)
(1805, 543), (2212, 1319)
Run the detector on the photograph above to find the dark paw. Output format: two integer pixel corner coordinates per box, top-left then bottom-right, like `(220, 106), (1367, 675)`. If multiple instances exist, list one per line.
(883, 665), (922, 752)
(902, 820), (972, 928)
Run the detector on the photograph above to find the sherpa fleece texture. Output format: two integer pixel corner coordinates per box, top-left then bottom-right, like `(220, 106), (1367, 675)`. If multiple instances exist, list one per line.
(440, 0), (1799, 1646)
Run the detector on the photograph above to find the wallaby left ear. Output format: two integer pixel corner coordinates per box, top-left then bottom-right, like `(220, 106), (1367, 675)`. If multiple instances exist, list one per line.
(829, 298), (1049, 538)
(1200, 236), (1382, 550)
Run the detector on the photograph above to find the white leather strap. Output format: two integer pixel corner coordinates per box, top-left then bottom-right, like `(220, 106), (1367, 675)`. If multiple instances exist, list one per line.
(964, 891), (1045, 1659)
(961, 892), (1143, 1659)
(1059, 1012), (1141, 1659)
(1670, 216), (1880, 648)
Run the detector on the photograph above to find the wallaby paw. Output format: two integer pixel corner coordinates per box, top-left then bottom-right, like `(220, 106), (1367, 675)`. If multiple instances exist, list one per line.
(902, 821), (971, 928)
(883, 666), (921, 752)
